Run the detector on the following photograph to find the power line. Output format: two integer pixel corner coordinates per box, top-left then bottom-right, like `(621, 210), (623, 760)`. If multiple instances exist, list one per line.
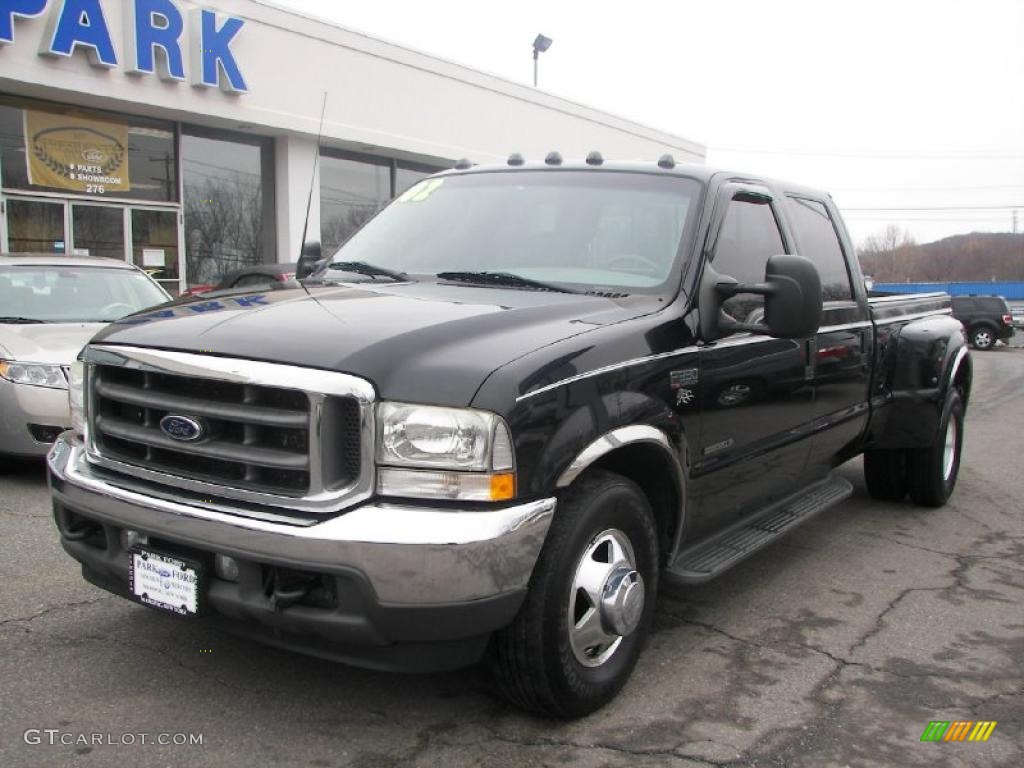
(841, 204), (1024, 212)
(833, 183), (1024, 192)
(712, 146), (1024, 159)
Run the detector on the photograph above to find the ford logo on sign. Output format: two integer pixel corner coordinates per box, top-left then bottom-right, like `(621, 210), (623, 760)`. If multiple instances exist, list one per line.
(160, 415), (205, 442)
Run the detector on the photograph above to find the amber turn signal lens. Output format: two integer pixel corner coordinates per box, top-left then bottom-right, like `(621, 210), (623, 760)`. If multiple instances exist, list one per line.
(489, 473), (516, 501)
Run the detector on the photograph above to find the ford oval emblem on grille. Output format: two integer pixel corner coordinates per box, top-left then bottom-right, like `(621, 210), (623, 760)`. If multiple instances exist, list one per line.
(160, 414), (205, 442)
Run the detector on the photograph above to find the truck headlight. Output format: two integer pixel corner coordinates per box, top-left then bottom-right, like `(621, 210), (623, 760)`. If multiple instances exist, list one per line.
(68, 360), (86, 435)
(376, 403), (515, 501)
(0, 360), (68, 389)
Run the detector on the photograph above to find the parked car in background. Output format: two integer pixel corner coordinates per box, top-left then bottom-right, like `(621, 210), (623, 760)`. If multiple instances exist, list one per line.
(182, 262), (299, 297)
(950, 295), (1015, 349)
(1010, 303), (1024, 331)
(0, 255), (170, 457)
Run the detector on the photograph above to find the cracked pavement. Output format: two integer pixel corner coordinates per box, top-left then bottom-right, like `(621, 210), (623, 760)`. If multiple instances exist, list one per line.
(1, 348), (1021, 767)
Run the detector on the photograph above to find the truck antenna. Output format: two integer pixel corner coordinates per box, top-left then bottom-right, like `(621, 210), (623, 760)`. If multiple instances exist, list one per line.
(299, 91), (328, 258)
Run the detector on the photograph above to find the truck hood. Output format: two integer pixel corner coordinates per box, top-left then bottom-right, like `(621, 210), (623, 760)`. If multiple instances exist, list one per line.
(89, 282), (652, 405)
(0, 322), (106, 365)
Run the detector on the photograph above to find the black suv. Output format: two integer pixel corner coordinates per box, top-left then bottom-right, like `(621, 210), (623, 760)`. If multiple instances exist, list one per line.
(951, 295), (1015, 349)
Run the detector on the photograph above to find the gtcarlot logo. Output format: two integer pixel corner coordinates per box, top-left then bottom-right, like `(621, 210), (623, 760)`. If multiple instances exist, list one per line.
(24, 729), (204, 747)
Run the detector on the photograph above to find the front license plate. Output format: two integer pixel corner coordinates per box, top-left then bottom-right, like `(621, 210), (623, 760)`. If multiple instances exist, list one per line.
(129, 550), (200, 616)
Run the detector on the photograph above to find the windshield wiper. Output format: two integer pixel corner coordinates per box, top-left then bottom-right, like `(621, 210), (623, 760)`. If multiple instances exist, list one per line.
(325, 261), (408, 282)
(436, 271), (579, 294)
(0, 316), (47, 324)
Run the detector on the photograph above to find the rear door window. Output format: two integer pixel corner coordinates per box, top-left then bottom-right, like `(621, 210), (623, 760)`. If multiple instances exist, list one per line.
(783, 197), (853, 302)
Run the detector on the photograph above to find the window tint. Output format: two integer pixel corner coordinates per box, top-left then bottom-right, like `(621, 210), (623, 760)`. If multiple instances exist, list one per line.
(952, 297), (976, 312)
(784, 197), (853, 301)
(712, 199), (786, 322)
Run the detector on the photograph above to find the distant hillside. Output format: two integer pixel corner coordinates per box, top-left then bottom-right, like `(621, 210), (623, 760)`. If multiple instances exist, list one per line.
(858, 232), (1024, 282)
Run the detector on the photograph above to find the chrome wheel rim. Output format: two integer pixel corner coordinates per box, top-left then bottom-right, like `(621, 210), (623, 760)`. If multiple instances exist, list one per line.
(942, 416), (958, 482)
(975, 330), (992, 348)
(568, 528), (645, 668)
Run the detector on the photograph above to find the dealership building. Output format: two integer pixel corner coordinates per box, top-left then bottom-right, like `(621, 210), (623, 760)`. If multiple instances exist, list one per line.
(0, 0), (705, 292)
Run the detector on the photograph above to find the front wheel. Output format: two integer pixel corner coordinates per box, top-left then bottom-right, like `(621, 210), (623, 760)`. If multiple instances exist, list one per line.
(970, 326), (996, 350)
(907, 392), (964, 507)
(488, 469), (658, 718)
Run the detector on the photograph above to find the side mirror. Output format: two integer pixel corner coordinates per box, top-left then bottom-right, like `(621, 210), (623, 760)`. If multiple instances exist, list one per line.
(700, 254), (822, 340)
(296, 241), (323, 280)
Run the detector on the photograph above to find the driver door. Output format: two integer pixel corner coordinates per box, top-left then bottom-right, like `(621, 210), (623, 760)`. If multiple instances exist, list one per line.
(690, 185), (815, 539)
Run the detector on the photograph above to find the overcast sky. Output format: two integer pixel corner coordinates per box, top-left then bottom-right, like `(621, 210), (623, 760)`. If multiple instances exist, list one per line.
(275, 0), (1023, 247)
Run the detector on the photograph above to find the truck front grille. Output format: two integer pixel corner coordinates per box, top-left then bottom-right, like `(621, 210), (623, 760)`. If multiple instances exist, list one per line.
(82, 346), (375, 515)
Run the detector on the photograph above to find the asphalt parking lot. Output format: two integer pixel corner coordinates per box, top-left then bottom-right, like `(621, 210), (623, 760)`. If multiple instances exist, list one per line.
(1, 347), (1021, 768)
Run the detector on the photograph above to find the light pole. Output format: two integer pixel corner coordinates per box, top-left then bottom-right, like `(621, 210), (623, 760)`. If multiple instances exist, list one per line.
(532, 34), (552, 87)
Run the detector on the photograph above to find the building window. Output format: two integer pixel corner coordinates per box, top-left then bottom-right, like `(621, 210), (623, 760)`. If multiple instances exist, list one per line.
(320, 153), (390, 255)
(320, 152), (444, 255)
(0, 94), (176, 203)
(395, 163), (437, 196)
(181, 130), (271, 285)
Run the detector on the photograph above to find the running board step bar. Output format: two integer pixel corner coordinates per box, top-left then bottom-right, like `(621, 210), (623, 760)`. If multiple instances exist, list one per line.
(667, 475), (853, 584)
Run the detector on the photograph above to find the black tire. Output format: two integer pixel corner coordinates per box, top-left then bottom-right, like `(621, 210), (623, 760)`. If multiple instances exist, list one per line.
(907, 391), (964, 507)
(970, 325), (996, 350)
(488, 469), (658, 718)
(863, 448), (908, 501)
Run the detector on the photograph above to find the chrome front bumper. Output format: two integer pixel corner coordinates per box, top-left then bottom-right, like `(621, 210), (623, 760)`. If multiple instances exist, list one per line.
(47, 433), (555, 605)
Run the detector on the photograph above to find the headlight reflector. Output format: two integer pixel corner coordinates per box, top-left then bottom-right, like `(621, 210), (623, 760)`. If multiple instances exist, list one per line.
(378, 402), (511, 471)
(0, 360), (67, 389)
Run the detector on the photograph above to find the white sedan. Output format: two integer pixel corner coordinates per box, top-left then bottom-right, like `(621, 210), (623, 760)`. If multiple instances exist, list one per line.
(0, 255), (170, 458)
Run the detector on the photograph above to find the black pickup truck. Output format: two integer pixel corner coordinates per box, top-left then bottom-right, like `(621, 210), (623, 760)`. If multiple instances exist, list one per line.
(48, 158), (971, 717)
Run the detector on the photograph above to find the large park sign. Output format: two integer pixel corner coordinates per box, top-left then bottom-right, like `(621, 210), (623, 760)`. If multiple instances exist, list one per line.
(0, 0), (248, 93)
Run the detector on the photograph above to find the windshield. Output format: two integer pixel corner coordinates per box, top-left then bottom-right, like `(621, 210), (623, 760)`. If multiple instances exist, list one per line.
(0, 266), (169, 323)
(326, 171), (702, 294)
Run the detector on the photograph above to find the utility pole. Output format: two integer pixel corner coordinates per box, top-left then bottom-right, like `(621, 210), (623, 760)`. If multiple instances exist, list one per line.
(1013, 208), (1018, 234)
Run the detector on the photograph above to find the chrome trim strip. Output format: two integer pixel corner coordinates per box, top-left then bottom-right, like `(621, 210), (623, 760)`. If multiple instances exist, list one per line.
(868, 292), (949, 304)
(82, 345), (377, 514)
(516, 346), (699, 402)
(818, 320), (873, 333)
(557, 424), (681, 487)
(947, 345), (969, 389)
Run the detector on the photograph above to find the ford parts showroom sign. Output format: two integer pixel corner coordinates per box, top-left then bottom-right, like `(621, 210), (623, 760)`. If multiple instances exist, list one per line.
(0, 0), (247, 93)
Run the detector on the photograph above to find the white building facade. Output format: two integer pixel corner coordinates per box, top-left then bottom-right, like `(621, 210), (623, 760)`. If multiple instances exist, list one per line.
(0, 0), (704, 292)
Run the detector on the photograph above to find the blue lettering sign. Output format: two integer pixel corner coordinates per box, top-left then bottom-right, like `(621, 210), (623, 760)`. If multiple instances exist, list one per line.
(40, 0), (117, 67)
(189, 8), (246, 93)
(231, 295), (269, 307)
(126, 0), (184, 81)
(188, 301), (225, 313)
(0, 0), (47, 44)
